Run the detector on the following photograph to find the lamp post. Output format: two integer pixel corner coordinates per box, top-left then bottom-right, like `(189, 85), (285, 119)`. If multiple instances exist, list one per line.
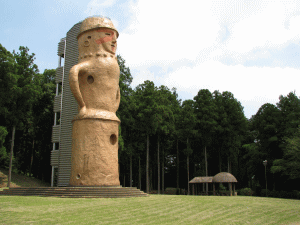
(263, 160), (268, 197)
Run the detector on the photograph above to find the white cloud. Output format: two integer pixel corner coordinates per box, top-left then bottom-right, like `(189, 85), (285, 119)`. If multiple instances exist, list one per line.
(223, 0), (300, 55)
(84, 0), (116, 16)
(162, 61), (299, 115)
(118, 0), (300, 68)
(118, 0), (220, 66)
(116, 0), (300, 118)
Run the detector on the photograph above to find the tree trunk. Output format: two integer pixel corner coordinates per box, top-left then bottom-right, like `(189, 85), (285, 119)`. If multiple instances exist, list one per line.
(228, 157), (230, 173)
(177, 139), (179, 190)
(29, 139), (34, 177)
(139, 157), (141, 190)
(7, 125), (16, 188)
(130, 153), (132, 187)
(205, 146), (208, 194)
(187, 137), (190, 195)
(146, 134), (149, 193)
(219, 150), (222, 173)
(162, 147), (164, 194)
(187, 155), (190, 195)
(150, 164), (153, 192)
(157, 136), (160, 194)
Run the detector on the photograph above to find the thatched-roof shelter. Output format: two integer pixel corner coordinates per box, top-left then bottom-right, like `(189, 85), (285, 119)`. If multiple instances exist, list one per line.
(189, 177), (213, 195)
(189, 173), (238, 196)
(212, 172), (238, 196)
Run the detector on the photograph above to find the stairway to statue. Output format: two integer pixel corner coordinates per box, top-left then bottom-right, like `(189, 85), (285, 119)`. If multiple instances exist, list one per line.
(0, 186), (149, 198)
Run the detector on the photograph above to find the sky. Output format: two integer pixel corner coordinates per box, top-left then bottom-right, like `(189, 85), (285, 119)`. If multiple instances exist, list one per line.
(1, 0), (300, 119)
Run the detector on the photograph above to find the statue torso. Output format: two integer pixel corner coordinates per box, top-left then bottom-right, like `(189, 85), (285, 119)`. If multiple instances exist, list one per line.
(78, 56), (120, 112)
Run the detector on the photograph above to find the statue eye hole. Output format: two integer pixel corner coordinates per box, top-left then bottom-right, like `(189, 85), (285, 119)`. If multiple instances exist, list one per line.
(87, 36), (91, 39)
(105, 33), (111, 36)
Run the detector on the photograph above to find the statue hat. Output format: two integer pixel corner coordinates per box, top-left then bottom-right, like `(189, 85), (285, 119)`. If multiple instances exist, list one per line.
(78, 16), (119, 38)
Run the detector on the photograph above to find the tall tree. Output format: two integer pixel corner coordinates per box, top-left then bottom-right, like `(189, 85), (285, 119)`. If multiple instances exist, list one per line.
(177, 99), (197, 194)
(276, 92), (300, 147)
(167, 88), (181, 193)
(271, 126), (300, 181)
(0, 45), (41, 186)
(212, 90), (226, 173)
(194, 89), (217, 193)
(155, 85), (175, 193)
(28, 69), (55, 180)
(134, 80), (159, 193)
(220, 91), (247, 176)
(116, 55), (135, 187)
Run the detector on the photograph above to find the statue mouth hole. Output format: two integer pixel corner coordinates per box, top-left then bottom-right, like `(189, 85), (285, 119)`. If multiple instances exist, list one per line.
(87, 75), (94, 84)
(110, 134), (117, 145)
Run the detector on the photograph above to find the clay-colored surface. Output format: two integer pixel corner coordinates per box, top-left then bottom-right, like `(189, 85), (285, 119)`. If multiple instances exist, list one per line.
(69, 119), (120, 186)
(69, 16), (120, 186)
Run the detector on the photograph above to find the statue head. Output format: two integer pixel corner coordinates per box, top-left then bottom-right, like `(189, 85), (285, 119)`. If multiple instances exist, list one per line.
(77, 17), (119, 57)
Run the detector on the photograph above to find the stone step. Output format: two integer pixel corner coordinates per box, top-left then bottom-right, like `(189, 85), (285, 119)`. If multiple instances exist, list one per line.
(0, 192), (145, 195)
(0, 187), (149, 198)
(0, 190), (147, 195)
(1, 188), (142, 192)
(0, 193), (148, 198)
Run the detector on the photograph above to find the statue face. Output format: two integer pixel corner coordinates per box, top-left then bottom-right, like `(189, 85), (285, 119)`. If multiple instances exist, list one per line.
(95, 28), (117, 54)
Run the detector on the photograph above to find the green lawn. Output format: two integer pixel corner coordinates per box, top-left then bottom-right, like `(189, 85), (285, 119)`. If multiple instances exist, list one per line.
(1, 195), (300, 224)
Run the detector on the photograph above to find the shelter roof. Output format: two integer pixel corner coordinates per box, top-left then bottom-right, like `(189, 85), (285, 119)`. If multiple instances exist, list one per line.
(212, 172), (238, 183)
(189, 177), (213, 183)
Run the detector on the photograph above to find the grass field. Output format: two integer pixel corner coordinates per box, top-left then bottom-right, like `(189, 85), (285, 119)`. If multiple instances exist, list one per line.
(1, 195), (300, 224)
(1, 169), (300, 224)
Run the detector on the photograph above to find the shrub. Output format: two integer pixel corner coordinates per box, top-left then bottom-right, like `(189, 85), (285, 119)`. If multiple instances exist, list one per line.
(279, 190), (289, 199)
(268, 190), (279, 198)
(219, 183), (227, 191)
(292, 190), (300, 199)
(261, 189), (268, 197)
(175, 188), (186, 195)
(0, 126), (9, 168)
(261, 190), (300, 199)
(238, 188), (253, 196)
(255, 185), (262, 196)
(165, 188), (177, 195)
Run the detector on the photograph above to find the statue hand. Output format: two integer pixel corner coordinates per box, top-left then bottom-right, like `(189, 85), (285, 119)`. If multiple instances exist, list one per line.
(78, 106), (87, 117)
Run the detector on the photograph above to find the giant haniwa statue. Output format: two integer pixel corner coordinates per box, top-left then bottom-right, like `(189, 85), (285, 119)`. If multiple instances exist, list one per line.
(69, 16), (121, 186)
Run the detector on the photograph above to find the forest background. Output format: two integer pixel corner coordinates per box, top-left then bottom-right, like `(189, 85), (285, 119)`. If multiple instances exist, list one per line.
(0, 43), (300, 195)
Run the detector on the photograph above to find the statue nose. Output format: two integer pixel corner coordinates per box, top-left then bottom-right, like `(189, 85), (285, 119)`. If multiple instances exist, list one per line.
(112, 35), (117, 43)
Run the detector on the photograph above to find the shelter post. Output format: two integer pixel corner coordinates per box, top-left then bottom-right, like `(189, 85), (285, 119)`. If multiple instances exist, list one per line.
(213, 183), (215, 196)
(233, 183), (236, 196)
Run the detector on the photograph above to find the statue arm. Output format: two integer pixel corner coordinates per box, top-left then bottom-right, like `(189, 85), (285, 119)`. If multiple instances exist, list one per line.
(69, 61), (90, 113)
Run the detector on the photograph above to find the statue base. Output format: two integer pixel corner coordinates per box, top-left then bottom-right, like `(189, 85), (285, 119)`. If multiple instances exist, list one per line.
(69, 117), (120, 186)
